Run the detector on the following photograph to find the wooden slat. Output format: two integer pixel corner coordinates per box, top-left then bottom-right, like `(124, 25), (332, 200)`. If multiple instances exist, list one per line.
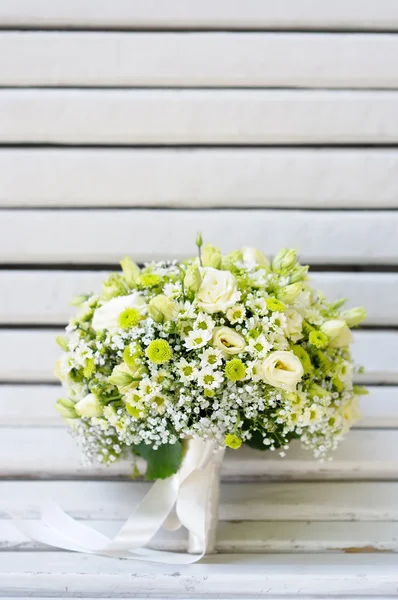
(1, 552), (397, 597)
(4, 481), (398, 521)
(1, 33), (398, 88)
(0, 329), (394, 384)
(1, 429), (397, 480)
(1, 1), (398, 30)
(1, 271), (396, 326)
(0, 329), (393, 384)
(2, 90), (398, 144)
(2, 210), (398, 264)
(0, 385), (394, 428)
(3, 519), (398, 553)
(2, 150), (398, 209)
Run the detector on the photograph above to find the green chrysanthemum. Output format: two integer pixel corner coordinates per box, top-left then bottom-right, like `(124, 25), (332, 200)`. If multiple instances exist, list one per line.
(146, 339), (172, 364)
(140, 273), (162, 288)
(225, 433), (242, 449)
(225, 358), (246, 382)
(266, 297), (286, 312)
(291, 345), (313, 375)
(118, 308), (143, 329)
(309, 330), (328, 349)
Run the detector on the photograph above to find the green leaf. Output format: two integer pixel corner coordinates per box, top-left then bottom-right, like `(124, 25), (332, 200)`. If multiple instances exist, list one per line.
(135, 440), (183, 480)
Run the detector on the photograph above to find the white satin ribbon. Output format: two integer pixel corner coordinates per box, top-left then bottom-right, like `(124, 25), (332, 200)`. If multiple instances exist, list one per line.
(13, 438), (224, 563)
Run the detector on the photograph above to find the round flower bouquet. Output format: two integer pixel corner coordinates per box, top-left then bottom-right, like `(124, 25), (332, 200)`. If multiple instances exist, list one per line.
(52, 237), (366, 559)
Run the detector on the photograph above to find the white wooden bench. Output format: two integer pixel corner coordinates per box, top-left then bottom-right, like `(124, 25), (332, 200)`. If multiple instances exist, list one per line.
(1, 1), (398, 597)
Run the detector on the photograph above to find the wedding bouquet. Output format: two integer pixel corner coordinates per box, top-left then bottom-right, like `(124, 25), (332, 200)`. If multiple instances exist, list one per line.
(55, 236), (366, 481)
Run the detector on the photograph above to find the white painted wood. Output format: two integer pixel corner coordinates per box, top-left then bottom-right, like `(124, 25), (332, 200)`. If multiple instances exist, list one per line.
(4, 480), (398, 521)
(1, 33), (398, 88)
(3, 150), (398, 209)
(3, 90), (398, 144)
(1, 552), (397, 597)
(0, 385), (394, 428)
(3, 519), (398, 553)
(2, 0), (398, 30)
(1, 429), (396, 480)
(2, 210), (398, 265)
(1, 271), (396, 326)
(0, 329), (392, 383)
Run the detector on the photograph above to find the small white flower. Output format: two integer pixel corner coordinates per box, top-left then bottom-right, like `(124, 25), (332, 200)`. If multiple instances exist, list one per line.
(163, 282), (182, 299)
(200, 347), (224, 368)
(184, 328), (212, 350)
(194, 313), (216, 334)
(198, 367), (224, 390)
(176, 358), (198, 382)
(226, 303), (246, 324)
(246, 334), (272, 358)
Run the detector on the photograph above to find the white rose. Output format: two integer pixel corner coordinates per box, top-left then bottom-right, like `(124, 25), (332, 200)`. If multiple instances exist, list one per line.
(75, 393), (103, 418)
(261, 350), (304, 391)
(212, 326), (246, 356)
(196, 267), (240, 314)
(321, 319), (353, 348)
(92, 292), (146, 333)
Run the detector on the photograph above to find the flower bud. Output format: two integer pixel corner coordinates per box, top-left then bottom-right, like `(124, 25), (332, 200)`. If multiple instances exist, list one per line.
(148, 294), (178, 323)
(74, 393), (103, 418)
(120, 256), (141, 288)
(289, 265), (309, 283)
(277, 283), (303, 304)
(241, 246), (270, 268)
(55, 335), (69, 351)
(222, 249), (243, 270)
(196, 232), (203, 248)
(102, 273), (128, 300)
(202, 244), (222, 269)
(272, 248), (297, 271)
(70, 294), (90, 307)
(341, 307), (367, 327)
(308, 383), (330, 399)
(184, 265), (202, 293)
(321, 319), (353, 348)
(55, 397), (78, 419)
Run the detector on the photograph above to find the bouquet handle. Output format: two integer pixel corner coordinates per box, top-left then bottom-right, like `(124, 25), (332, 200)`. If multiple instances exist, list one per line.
(187, 445), (225, 554)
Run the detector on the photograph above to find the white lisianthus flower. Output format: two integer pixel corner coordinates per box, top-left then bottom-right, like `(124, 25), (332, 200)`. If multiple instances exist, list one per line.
(75, 393), (103, 418)
(241, 246), (270, 269)
(321, 319), (353, 348)
(261, 350), (304, 391)
(196, 267), (240, 314)
(92, 293), (146, 333)
(212, 326), (246, 356)
(284, 308), (304, 342)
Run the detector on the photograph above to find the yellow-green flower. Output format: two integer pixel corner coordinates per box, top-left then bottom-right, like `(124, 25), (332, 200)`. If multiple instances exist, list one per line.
(83, 357), (96, 378)
(146, 339), (172, 364)
(202, 244), (222, 269)
(118, 308), (143, 329)
(225, 433), (242, 449)
(140, 273), (162, 288)
(309, 330), (328, 349)
(225, 358), (246, 381)
(266, 297), (286, 312)
(291, 345), (313, 374)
